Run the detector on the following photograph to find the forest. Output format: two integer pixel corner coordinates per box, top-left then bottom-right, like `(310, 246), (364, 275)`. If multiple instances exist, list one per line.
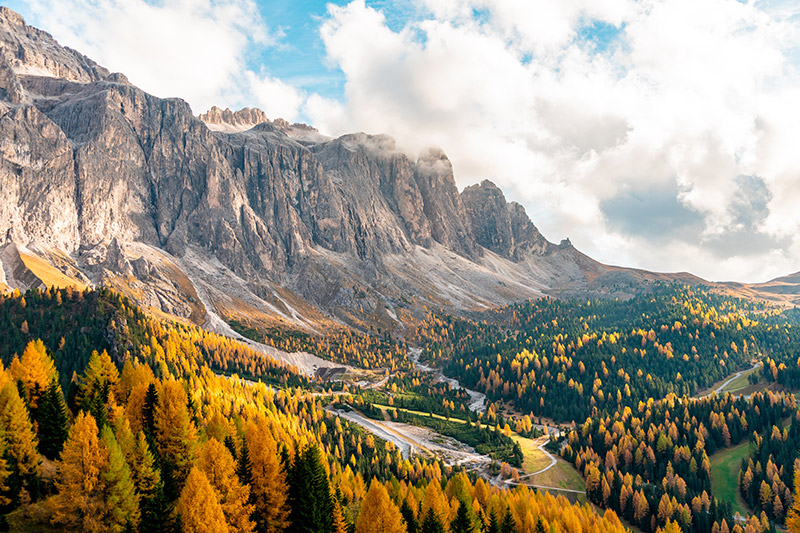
(563, 391), (793, 533)
(4, 284), (800, 532)
(415, 285), (799, 422)
(0, 287), (630, 533)
(406, 284), (800, 532)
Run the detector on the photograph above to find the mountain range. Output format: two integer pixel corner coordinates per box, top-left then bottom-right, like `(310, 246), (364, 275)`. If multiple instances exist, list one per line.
(0, 6), (796, 343)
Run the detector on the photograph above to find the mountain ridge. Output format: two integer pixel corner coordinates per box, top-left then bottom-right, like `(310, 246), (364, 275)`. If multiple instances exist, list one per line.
(0, 7), (793, 339)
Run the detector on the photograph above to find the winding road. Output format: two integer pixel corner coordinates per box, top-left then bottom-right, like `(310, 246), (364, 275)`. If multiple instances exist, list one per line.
(696, 363), (762, 398)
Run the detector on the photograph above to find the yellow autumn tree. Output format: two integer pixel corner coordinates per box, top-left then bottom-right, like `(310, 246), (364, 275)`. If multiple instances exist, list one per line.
(332, 498), (348, 533)
(77, 350), (120, 406)
(51, 412), (109, 532)
(0, 383), (40, 480)
(0, 437), (10, 506)
(657, 519), (683, 533)
(176, 467), (230, 533)
(9, 339), (57, 408)
(355, 479), (406, 533)
(246, 418), (290, 532)
(154, 380), (197, 489)
(197, 438), (255, 533)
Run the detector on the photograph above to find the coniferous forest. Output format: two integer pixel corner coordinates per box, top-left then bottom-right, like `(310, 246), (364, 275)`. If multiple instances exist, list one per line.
(3, 284), (800, 533)
(0, 287), (629, 532)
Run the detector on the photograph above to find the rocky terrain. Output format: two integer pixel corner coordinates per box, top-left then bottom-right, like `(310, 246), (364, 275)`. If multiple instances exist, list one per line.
(2, 7), (777, 338)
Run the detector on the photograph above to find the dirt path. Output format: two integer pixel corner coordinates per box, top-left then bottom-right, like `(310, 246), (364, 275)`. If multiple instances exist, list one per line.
(695, 363), (762, 398)
(517, 438), (557, 478)
(327, 408), (417, 459)
(381, 420), (491, 468)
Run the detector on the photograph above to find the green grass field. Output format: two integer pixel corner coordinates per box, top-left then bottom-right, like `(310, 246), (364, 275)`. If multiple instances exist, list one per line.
(512, 435), (552, 473)
(523, 456), (586, 492)
(695, 363), (764, 398)
(721, 364), (765, 395)
(709, 441), (753, 518)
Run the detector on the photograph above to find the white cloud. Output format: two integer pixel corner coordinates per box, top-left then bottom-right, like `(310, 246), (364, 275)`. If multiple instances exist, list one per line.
(20, 0), (303, 118)
(14, 0), (800, 282)
(246, 71), (304, 121)
(307, 0), (800, 282)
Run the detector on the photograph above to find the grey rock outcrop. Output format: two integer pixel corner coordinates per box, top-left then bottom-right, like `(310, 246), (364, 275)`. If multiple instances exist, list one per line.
(460, 180), (551, 260)
(0, 8), (612, 327)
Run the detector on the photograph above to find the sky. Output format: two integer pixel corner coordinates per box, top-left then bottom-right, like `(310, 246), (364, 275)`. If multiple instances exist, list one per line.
(8, 0), (800, 283)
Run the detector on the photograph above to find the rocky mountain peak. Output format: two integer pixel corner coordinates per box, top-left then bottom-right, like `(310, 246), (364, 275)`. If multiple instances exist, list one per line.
(199, 105), (328, 144)
(460, 180), (552, 260)
(0, 8), (109, 84)
(0, 10), (619, 332)
(0, 7), (24, 26)
(199, 105), (269, 131)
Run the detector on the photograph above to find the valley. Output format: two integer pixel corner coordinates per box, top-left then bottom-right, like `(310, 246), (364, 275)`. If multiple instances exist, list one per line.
(1, 6), (800, 533)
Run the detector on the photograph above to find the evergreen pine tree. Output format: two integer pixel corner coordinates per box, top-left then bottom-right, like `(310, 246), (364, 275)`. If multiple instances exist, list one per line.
(451, 499), (474, 533)
(129, 430), (175, 533)
(287, 444), (334, 533)
(88, 385), (109, 430)
(400, 498), (417, 533)
(236, 436), (253, 487)
(37, 380), (70, 459)
(224, 435), (238, 462)
(100, 425), (140, 532)
(485, 509), (499, 533)
(142, 383), (158, 441)
(420, 508), (446, 533)
(500, 508), (516, 533)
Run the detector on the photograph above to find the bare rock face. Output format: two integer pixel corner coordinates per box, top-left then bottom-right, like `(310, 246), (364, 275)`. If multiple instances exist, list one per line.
(415, 148), (480, 260)
(460, 180), (551, 261)
(0, 7), (109, 83)
(0, 8), (612, 325)
(199, 106), (269, 130)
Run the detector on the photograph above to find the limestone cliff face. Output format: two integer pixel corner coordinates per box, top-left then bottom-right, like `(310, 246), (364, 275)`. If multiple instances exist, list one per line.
(460, 181), (552, 261)
(0, 8), (608, 327)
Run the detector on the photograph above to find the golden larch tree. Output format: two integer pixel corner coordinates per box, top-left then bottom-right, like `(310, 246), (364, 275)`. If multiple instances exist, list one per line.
(197, 438), (255, 533)
(332, 498), (348, 533)
(246, 418), (290, 532)
(355, 479), (406, 533)
(0, 383), (40, 479)
(154, 380), (197, 489)
(786, 461), (800, 533)
(51, 412), (109, 532)
(176, 467), (230, 533)
(9, 339), (57, 408)
(77, 350), (120, 406)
